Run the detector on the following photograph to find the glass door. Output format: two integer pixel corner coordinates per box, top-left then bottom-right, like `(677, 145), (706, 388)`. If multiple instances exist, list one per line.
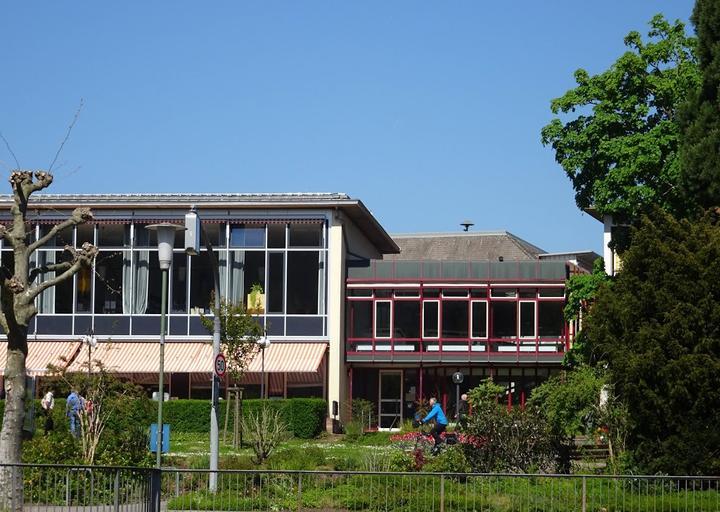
(378, 370), (403, 430)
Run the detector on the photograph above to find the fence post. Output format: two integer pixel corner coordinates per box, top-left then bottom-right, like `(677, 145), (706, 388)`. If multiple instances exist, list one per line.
(113, 470), (120, 512)
(149, 468), (162, 512)
(297, 473), (302, 512)
(581, 476), (587, 512)
(440, 474), (445, 512)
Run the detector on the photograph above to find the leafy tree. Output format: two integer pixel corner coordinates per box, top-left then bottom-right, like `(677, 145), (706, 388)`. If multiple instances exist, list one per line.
(582, 208), (720, 474)
(542, 15), (700, 221)
(0, 171), (96, 509)
(201, 299), (264, 381)
(680, 0), (720, 209)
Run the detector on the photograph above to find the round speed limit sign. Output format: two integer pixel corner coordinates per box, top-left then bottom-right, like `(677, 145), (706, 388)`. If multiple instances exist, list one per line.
(214, 353), (227, 378)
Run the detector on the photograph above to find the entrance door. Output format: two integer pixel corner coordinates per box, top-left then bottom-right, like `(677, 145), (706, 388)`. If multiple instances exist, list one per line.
(379, 370), (403, 430)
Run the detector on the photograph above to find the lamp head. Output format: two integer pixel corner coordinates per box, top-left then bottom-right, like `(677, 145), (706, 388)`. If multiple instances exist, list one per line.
(146, 223), (185, 269)
(257, 336), (271, 349)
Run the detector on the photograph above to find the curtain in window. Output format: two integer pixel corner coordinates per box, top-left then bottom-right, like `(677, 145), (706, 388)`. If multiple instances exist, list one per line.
(39, 251), (55, 314)
(229, 251), (244, 305)
(133, 251), (149, 314)
(218, 250), (228, 302)
(318, 252), (325, 314)
(122, 251), (132, 314)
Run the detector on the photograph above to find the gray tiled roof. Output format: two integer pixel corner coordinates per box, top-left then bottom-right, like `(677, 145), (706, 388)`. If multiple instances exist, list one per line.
(386, 232), (546, 261)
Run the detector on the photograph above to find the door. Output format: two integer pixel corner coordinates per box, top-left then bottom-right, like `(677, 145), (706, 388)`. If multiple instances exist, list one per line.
(379, 370), (403, 430)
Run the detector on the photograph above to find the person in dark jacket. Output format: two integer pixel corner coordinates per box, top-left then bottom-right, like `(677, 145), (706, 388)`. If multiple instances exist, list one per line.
(421, 397), (449, 454)
(455, 393), (469, 431)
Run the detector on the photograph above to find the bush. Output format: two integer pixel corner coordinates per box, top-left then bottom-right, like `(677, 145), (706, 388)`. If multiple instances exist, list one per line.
(423, 446), (471, 473)
(270, 446), (326, 470)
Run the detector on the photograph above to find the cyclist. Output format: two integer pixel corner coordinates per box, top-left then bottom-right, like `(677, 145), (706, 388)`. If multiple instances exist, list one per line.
(420, 397), (449, 455)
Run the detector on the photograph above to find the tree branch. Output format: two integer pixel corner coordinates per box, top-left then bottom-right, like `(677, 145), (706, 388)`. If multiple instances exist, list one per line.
(27, 207), (94, 254)
(29, 261), (73, 283)
(24, 242), (97, 302)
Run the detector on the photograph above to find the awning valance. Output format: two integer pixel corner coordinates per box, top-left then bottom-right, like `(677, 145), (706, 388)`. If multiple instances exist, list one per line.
(246, 342), (327, 374)
(0, 341), (80, 376)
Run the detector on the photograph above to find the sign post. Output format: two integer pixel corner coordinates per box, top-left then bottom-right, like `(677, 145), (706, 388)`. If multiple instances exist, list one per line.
(451, 371), (464, 425)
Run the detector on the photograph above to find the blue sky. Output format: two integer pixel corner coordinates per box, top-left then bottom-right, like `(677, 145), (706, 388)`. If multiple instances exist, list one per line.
(1, 1), (695, 254)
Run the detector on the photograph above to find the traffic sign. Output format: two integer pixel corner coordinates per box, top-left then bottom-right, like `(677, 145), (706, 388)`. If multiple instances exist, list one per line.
(452, 371), (464, 384)
(214, 353), (227, 378)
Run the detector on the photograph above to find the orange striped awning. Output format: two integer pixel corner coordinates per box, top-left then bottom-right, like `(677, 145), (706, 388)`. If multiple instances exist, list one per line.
(0, 341), (81, 376)
(246, 342), (327, 374)
(65, 341), (213, 374)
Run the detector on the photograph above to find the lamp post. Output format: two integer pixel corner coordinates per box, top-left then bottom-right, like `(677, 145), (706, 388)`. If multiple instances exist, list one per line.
(147, 222), (185, 469)
(184, 207), (223, 492)
(258, 336), (271, 399)
(81, 329), (97, 378)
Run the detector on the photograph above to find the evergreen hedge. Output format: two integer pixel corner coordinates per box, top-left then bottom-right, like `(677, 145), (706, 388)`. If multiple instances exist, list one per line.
(1, 398), (327, 439)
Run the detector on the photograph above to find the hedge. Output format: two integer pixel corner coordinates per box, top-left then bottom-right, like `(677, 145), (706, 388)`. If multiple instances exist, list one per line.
(1, 398), (327, 439)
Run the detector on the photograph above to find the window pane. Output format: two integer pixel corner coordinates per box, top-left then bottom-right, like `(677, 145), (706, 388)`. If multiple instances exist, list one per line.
(76, 265), (92, 313)
(443, 289), (468, 297)
(289, 224), (322, 247)
(267, 224), (286, 248)
(492, 302), (516, 338)
(350, 301), (372, 338)
(40, 224), (74, 247)
(37, 250), (73, 314)
(491, 288), (517, 298)
(539, 288), (564, 298)
(94, 251), (124, 314)
(375, 302), (391, 338)
(539, 302), (564, 337)
(77, 223), (94, 245)
(520, 302), (535, 337)
(394, 301), (420, 338)
(190, 251), (217, 314)
(423, 302), (439, 338)
(471, 302), (487, 338)
(200, 223), (225, 247)
(287, 251), (319, 314)
(171, 253), (187, 313)
(145, 253), (163, 314)
(242, 251), (265, 308)
(268, 252), (284, 313)
(442, 301), (468, 338)
(97, 224), (129, 247)
(230, 225), (265, 248)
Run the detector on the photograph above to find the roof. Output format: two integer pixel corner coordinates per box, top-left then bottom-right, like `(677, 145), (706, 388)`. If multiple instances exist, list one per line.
(0, 192), (399, 254)
(386, 231), (546, 261)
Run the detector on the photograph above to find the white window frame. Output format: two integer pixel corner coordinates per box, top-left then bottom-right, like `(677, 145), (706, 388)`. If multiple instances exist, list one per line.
(421, 300), (440, 339)
(374, 300), (392, 339)
(470, 300), (488, 340)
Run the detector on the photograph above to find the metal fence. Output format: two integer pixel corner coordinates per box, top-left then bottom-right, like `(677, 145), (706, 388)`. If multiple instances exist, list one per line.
(3, 464), (720, 511)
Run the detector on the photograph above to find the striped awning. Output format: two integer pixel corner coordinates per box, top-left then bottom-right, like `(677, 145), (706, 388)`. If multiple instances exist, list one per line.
(0, 341), (80, 376)
(65, 341), (213, 374)
(246, 342), (327, 374)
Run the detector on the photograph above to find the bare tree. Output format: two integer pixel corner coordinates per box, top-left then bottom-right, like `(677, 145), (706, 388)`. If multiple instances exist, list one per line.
(0, 170), (96, 510)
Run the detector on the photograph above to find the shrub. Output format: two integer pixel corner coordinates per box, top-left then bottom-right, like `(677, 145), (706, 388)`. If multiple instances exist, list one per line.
(243, 406), (289, 464)
(423, 446), (471, 473)
(343, 420), (363, 442)
(270, 446), (326, 470)
(285, 399), (326, 438)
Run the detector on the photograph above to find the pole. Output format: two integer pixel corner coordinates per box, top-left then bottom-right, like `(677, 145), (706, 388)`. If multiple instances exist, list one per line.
(261, 348), (265, 399)
(206, 240), (221, 493)
(87, 343), (91, 379)
(156, 267), (168, 469)
(456, 384), (460, 426)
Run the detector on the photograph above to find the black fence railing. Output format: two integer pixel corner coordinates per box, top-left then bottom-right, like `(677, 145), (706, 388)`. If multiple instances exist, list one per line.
(2, 464), (719, 511)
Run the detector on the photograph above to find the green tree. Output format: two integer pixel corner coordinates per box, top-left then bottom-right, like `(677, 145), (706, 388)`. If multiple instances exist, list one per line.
(680, 0), (720, 209)
(201, 299), (264, 381)
(582, 209), (720, 474)
(542, 15), (700, 221)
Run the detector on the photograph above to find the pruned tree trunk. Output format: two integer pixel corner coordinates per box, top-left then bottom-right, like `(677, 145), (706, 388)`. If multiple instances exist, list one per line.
(0, 171), (96, 511)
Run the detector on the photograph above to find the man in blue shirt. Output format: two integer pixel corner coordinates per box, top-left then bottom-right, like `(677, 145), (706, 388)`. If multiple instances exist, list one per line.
(66, 388), (82, 437)
(421, 397), (448, 454)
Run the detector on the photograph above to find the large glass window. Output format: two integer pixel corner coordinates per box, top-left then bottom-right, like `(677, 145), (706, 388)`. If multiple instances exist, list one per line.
(394, 301), (420, 338)
(492, 302), (517, 338)
(76, 265), (92, 313)
(289, 224), (322, 247)
(442, 301), (468, 338)
(190, 251), (217, 314)
(287, 251), (319, 314)
(267, 224), (286, 248)
(94, 251), (124, 314)
(520, 301), (535, 338)
(539, 302), (564, 337)
(37, 250), (73, 314)
(375, 301), (391, 338)
(171, 253), (188, 313)
(39, 225), (73, 247)
(471, 301), (487, 338)
(242, 251), (265, 308)
(350, 301), (372, 338)
(97, 224), (129, 247)
(423, 301), (439, 338)
(267, 252), (284, 313)
(230, 225), (265, 248)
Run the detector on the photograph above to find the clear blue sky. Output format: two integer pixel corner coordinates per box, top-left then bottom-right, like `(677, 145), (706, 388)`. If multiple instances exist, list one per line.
(1, 1), (695, 254)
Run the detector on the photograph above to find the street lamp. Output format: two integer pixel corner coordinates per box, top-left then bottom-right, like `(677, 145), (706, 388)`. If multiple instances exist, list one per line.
(147, 222), (185, 469)
(81, 329), (97, 378)
(258, 336), (271, 399)
(184, 207), (222, 492)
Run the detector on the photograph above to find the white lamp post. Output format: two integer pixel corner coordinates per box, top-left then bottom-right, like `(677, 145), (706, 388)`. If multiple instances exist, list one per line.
(258, 336), (271, 399)
(147, 222), (184, 469)
(81, 329), (97, 378)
